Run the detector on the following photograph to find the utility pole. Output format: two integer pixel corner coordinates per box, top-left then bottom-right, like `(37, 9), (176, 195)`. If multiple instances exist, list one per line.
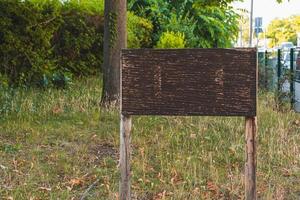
(249, 0), (254, 47)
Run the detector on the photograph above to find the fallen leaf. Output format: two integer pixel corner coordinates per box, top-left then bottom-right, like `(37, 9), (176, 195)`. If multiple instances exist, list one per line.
(52, 105), (63, 114)
(69, 178), (84, 187)
(207, 181), (218, 193)
(154, 190), (167, 200)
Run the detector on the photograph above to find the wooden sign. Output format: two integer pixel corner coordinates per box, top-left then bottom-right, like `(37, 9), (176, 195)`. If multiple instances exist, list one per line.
(119, 48), (257, 200)
(121, 48), (257, 116)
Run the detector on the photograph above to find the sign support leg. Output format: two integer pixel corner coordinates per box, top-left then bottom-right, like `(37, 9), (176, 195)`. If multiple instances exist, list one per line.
(245, 116), (257, 200)
(120, 114), (132, 200)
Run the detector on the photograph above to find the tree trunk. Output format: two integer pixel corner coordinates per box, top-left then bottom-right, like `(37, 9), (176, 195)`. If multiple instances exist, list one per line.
(101, 0), (127, 107)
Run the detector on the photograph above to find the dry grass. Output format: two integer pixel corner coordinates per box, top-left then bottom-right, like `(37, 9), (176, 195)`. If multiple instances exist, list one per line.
(0, 76), (299, 199)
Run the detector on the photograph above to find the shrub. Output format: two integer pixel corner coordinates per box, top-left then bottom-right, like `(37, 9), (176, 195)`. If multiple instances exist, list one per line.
(0, 0), (155, 87)
(128, 11), (153, 48)
(0, 0), (104, 87)
(156, 31), (186, 49)
(53, 3), (104, 76)
(0, 0), (62, 86)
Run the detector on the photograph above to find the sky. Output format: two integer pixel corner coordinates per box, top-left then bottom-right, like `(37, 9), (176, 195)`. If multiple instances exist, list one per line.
(232, 0), (300, 28)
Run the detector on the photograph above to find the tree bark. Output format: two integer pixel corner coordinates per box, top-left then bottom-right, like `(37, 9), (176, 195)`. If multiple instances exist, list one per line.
(101, 0), (127, 107)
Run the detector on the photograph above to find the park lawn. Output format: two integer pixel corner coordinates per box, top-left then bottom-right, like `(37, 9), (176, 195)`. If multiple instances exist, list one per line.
(0, 76), (299, 200)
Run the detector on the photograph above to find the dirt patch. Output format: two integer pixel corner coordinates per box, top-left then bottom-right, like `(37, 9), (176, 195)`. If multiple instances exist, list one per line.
(89, 143), (118, 163)
(133, 192), (154, 200)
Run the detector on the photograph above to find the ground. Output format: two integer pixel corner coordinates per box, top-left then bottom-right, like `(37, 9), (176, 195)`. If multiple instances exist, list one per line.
(0, 76), (299, 199)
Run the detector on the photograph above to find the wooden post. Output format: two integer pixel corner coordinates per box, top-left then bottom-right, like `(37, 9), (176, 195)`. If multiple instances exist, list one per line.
(120, 114), (132, 200)
(245, 117), (257, 200)
(121, 48), (257, 199)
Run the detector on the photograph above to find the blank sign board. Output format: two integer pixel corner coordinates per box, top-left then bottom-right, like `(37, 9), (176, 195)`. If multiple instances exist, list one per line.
(121, 48), (257, 116)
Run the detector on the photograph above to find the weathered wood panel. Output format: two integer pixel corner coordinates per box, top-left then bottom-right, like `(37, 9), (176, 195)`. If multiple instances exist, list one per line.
(245, 116), (257, 200)
(120, 114), (132, 200)
(121, 48), (257, 116)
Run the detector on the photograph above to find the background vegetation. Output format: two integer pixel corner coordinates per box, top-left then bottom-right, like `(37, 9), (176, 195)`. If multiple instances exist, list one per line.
(0, 0), (104, 87)
(0, 0), (240, 88)
(266, 15), (300, 48)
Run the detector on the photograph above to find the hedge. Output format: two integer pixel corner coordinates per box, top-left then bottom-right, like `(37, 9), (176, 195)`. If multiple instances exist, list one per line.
(0, 0), (153, 87)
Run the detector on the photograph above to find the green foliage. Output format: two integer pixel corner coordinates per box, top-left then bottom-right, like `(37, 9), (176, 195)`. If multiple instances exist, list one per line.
(0, 0), (61, 86)
(156, 31), (186, 48)
(128, 0), (240, 48)
(162, 14), (198, 47)
(63, 0), (104, 14)
(0, 76), (300, 199)
(194, 5), (240, 48)
(0, 0), (159, 87)
(193, 0), (238, 8)
(128, 0), (171, 45)
(0, 0), (104, 87)
(267, 15), (300, 48)
(0, 143), (21, 154)
(53, 2), (104, 76)
(127, 11), (153, 48)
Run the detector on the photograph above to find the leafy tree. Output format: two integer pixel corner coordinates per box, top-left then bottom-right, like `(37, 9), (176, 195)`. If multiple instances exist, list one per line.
(160, 13), (198, 47)
(193, 4), (239, 47)
(236, 9), (250, 47)
(267, 15), (300, 47)
(128, 0), (240, 48)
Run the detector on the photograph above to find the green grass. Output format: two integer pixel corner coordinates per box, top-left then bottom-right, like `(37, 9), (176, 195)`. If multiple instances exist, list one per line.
(0, 76), (299, 199)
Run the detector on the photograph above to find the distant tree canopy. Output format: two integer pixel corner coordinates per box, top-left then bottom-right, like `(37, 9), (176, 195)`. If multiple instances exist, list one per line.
(267, 15), (300, 47)
(237, 11), (250, 47)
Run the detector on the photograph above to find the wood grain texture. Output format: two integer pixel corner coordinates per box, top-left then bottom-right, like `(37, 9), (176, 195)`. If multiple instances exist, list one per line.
(245, 117), (257, 200)
(121, 48), (257, 116)
(119, 114), (132, 200)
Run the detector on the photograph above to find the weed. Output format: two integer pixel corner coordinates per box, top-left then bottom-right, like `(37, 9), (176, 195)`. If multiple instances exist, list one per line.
(0, 76), (299, 199)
